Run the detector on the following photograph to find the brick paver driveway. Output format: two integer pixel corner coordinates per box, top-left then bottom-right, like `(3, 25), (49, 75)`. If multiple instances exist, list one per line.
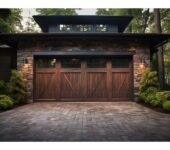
(0, 102), (170, 141)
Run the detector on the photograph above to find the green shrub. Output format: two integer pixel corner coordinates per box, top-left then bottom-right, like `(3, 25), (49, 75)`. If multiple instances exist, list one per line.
(164, 91), (170, 100)
(139, 88), (167, 107)
(139, 87), (159, 103)
(138, 68), (170, 109)
(0, 95), (14, 110)
(139, 68), (159, 92)
(138, 91), (147, 101)
(155, 92), (167, 106)
(163, 101), (170, 111)
(138, 68), (163, 107)
(7, 70), (25, 104)
(146, 93), (157, 105)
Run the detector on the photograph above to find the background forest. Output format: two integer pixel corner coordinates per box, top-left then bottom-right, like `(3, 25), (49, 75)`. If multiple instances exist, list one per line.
(0, 8), (170, 87)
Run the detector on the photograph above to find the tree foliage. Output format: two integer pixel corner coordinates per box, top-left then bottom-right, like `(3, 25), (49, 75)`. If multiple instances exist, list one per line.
(159, 9), (170, 85)
(96, 8), (153, 33)
(96, 8), (170, 86)
(160, 9), (170, 33)
(36, 8), (77, 15)
(22, 17), (40, 33)
(0, 9), (23, 33)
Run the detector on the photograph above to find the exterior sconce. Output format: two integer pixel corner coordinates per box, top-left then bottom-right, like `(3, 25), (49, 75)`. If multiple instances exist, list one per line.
(129, 47), (136, 52)
(140, 56), (145, 68)
(23, 58), (28, 64)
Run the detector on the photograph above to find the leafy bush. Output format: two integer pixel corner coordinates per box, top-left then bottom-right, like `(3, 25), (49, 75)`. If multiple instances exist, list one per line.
(145, 92), (157, 105)
(7, 70), (25, 104)
(149, 93), (164, 107)
(163, 101), (170, 111)
(138, 91), (147, 101)
(139, 88), (167, 107)
(139, 87), (159, 103)
(139, 68), (159, 92)
(0, 95), (14, 110)
(155, 92), (167, 106)
(166, 91), (170, 100)
(138, 68), (166, 107)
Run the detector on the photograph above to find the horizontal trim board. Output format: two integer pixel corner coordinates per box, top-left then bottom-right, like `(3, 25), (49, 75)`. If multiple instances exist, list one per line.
(35, 99), (132, 102)
(34, 51), (135, 56)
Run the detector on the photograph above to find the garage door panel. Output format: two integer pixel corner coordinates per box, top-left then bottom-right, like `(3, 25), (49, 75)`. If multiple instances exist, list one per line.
(112, 72), (131, 99)
(35, 73), (56, 99)
(60, 72), (82, 99)
(87, 72), (107, 99)
(35, 57), (133, 101)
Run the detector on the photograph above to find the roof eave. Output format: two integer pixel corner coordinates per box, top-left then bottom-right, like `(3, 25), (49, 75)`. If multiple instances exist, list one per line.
(0, 33), (170, 49)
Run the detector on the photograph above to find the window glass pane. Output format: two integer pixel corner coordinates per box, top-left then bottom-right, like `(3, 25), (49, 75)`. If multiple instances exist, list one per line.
(75, 25), (83, 32)
(112, 58), (130, 68)
(83, 25), (91, 32)
(37, 58), (56, 68)
(75, 25), (92, 32)
(96, 24), (107, 32)
(60, 24), (70, 32)
(87, 59), (106, 68)
(61, 58), (81, 68)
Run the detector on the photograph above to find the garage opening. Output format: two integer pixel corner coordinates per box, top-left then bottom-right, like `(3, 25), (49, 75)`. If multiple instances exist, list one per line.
(34, 56), (133, 101)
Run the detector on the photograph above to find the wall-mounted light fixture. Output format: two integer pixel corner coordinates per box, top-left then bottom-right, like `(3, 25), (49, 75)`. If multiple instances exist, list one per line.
(129, 46), (136, 52)
(23, 58), (28, 64)
(139, 56), (145, 68)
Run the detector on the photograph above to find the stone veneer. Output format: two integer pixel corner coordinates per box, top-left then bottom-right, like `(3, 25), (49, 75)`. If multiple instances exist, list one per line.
(17, 40), (150, 102)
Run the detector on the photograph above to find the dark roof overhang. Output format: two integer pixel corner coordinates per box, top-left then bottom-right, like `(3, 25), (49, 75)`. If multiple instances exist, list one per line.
(0, 33), (170, 51)
(33, 15), (133, 32)
(33, 51), (135, 57)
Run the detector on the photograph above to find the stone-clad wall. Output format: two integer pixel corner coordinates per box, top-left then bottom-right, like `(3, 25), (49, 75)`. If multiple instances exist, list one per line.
(17, 40), (150, 102)
(17, 51), (34, 103)
(133, 47), (150, 97)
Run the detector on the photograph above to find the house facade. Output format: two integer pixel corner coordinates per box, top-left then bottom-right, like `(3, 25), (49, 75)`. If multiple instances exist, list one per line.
(0, 15), (170, 102)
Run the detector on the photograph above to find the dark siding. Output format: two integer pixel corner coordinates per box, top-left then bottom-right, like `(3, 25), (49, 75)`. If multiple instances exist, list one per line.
(0, 48), (17, 81)
(48, 25), (60, 32)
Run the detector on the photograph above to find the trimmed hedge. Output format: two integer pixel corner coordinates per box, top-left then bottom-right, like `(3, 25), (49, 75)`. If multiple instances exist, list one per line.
(0, 95), (14, 110)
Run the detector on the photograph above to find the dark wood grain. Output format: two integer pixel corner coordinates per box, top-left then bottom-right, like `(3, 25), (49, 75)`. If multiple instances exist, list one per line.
(35, 57), (133, 101)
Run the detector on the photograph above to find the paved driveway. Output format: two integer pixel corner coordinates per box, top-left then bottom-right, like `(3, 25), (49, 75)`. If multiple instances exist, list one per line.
(0, 102), (170, 141)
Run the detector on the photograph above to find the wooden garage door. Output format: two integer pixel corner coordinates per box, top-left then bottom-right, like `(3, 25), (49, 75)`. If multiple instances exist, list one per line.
(86, 59), (107, 100)
(60, 58), (82, 99)
(111, 58), (132, 100)
(35, 58), (57, 100)
(35, 57), (132, 101)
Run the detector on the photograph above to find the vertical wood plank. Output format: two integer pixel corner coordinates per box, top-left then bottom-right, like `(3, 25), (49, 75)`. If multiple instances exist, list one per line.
(107, 60), (112, 100)
(82, 60), (87, 100)
(56, 59), (60, 100)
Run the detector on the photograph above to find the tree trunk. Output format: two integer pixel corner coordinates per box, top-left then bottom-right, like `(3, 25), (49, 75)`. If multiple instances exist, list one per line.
(154, 9), (165, 89)
(142, 8), (150, 33)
